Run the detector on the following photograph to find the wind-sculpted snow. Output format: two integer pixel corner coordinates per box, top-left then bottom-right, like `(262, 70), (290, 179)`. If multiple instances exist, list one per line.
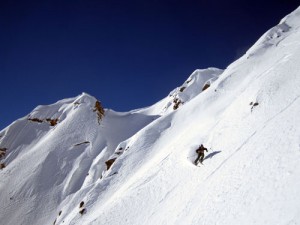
(0, 93), (159, 225)
(141, 67), (223, 115)
(1, 6), (300, 225)
(247, 6), (300, 59)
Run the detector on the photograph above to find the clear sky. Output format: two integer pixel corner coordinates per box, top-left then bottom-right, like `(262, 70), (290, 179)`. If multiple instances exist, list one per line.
(0, 0), (299, 130)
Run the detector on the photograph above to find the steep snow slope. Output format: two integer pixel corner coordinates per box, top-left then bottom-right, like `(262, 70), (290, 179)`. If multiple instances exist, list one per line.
(0, 67), (220, 224)
(0, 93), (160, 225)
(1, 6), (300, 225)
(64, 7), (299, 225)
(140, 67), (223, 115)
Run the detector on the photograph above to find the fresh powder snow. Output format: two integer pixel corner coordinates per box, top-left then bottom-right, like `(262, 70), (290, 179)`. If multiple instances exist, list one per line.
(1, 6), (300, 225)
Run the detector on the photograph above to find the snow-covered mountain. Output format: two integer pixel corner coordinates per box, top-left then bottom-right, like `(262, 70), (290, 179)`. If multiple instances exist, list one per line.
(1, 6), (300, 225)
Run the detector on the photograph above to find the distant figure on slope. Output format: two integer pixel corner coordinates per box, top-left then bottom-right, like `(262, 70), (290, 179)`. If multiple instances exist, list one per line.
(194, 144), (208, 165)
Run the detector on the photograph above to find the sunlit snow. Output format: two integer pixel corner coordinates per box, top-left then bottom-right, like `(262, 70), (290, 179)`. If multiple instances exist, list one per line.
(1, 6), (300, 225)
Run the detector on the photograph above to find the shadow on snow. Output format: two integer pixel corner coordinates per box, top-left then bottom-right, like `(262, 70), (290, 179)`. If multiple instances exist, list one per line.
(203, 151), (222, 161)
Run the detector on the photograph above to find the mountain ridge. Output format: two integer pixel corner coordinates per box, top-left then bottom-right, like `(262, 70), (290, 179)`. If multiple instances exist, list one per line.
(1, 6), (300, 225)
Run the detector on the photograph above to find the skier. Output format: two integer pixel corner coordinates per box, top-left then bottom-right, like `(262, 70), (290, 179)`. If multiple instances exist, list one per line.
(194, 144), (208, 165)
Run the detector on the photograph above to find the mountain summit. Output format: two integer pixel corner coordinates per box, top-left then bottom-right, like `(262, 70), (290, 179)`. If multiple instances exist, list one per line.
(1, 6), (300, 225)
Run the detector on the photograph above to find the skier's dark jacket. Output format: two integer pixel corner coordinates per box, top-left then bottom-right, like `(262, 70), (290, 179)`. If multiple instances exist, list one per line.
(196, 144), (207, 154)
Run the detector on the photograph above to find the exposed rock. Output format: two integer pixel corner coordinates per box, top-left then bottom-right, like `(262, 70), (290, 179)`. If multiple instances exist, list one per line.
(0, 163), (6, 170)
(93, 100), (105, 124)
(28, 117), (59, 126)
(28, 118), (43, 123)
(173, 98), (183, 110)
(105, 158), (117, 170)
(0, 148), (7, 159)
(74, 141), (90, 146)
(251, 102), (259, 111)
(79, 201), (84, 208)
(79, 208), (86, 215)
(46, 118), (59, 126)
(202, 83), (210, 91)
(179, 87), (186, 92)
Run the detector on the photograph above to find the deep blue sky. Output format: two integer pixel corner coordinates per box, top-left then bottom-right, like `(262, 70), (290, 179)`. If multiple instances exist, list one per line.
(0, 0), (299, 130)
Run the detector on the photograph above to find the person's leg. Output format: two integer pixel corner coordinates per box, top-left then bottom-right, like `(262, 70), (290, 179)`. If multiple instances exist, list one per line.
(200, 153), (204, 163)
(194, 155), (200, 165)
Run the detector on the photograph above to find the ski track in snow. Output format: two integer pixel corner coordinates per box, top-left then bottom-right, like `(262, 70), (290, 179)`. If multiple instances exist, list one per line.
(1, 6), (300, 225)
(206, 93), (300, 181)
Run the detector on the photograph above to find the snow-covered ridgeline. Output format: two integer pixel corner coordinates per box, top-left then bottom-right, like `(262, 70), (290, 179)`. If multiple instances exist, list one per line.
(0, 6), (300, 225)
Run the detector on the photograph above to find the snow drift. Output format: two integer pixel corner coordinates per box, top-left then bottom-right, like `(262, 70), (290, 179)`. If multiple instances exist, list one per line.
(1, 6), (300, 225)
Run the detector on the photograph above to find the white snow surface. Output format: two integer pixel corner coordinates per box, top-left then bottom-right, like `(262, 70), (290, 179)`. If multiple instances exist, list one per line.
(1, 6), (300, 225)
